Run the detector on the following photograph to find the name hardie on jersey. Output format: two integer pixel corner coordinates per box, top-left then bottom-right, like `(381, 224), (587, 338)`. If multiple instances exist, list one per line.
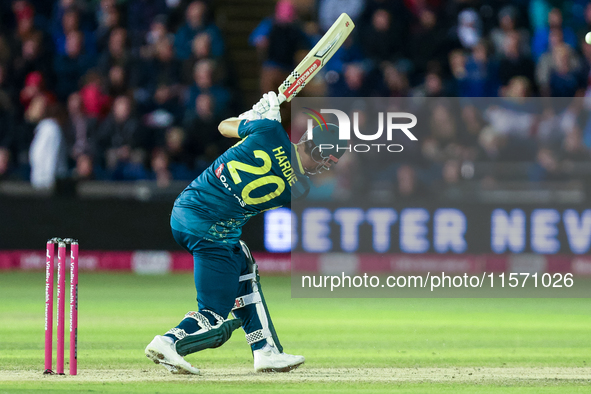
(272, 146), (298, 186)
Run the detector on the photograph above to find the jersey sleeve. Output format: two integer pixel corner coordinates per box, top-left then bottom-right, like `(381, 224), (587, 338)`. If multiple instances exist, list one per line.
(237, 119), (282, 139)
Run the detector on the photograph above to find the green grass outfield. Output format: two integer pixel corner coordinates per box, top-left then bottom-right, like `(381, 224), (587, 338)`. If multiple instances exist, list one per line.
(0, 272), (590, 393)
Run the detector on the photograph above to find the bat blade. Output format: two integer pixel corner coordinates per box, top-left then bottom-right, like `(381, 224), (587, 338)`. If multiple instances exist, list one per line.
(278, 13), (355, 103)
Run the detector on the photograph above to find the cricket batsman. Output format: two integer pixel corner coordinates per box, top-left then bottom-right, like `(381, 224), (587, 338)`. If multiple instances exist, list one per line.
(145, 91), (346, 374)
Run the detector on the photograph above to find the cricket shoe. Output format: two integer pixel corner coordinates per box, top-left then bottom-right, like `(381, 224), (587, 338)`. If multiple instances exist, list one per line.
(253, 343), (305, 373)
(145, 335), (200, 375)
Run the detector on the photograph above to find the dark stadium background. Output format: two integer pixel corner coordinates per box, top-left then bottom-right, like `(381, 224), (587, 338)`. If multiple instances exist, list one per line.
(1, 0), (591, 259)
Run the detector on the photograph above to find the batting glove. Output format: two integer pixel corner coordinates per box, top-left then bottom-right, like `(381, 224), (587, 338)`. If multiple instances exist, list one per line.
(263, 91), (281, 122)
(238, 109), (263, 121)
(249, 92), (281, 122)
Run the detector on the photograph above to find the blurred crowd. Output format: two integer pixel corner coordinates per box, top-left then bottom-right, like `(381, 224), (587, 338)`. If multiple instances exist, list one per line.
(295, 96), (591, 202)
(254, 0), (591, 201)
(0, 0), (591, 192)
(0, 0), (236, 188)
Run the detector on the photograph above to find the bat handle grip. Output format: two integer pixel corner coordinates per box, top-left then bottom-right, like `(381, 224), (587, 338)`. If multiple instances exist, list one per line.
(278, 93), (287, 105)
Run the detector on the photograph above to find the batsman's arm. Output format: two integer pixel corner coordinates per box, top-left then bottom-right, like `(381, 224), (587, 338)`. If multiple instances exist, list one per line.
(218, 91), (282, 139)
(218, 118), (241, 139)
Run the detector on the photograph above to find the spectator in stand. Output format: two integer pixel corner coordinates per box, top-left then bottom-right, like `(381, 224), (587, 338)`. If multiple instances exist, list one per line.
(412, 70), (448, 97)
(50, 0), (73, 30)
(485, 77), (539, 162)
(185, 59), (231, 119)
(163, 126), (194, 175)
(174, 1), (224, 60)
(19, 71), (42, 111)
(140, 38), (184, 143)
(528, 0), (552, 31)
(145, 37), (182, 97)
(15, 78), (56, 174)
(95, 0), (122, 53)
(142, 83), (183, 149)
(3, 0), (591, 189)
(490, 6), (530, 57)
(383, 62), (410, 97)
(97, 29), (132, 97)
(258, 0), (309, 93)
(106, 64), (129, 97)
(459, 104), (486, 160)
(453, 9), (482, 50)
(72, 153), (95, 180)
(548, 44), (586, 97)
(505, 75), (534, 99)
(107, 145), (148, 180)
(140, 14), (173, 59)
(528, 147), (563, 181)
(328, 63), (368, 96)
(536, 30), (582, 96)
(149, 143), (194, 186)
(98, 28), (131, 77)
(408, 8), (447, 80)
(54, 31), (94, 101)
(493, 77), (536, 135)
(452, 40), (500, 97)
(29, 97), (68, 189)
(79, 71), (111, 119)
(562, 128), (589, 162)
(358, 5), (407, 62)
(96, 95), (141, 170)
(421, 102), (461, 164)
(13, 33), (54, 94)
(395, 165), (428, 202)
(149, 149), (172, 187)
(11, 2), (53, 102)
(127, 0), (168, 50)
(498, 31), (535, 88)
(19, 71), (55, 112)
(94, 0), (114, 32)
(442, 159), (461, 185)
(181, 32), (220, 84)
(12, 1), (41, 49)
(249, 15), (273, 58)
(403, 0), (442, 19)
(64, 92), (97, 161)
(183, 93), (226, 170)
(19, 0), (51, 21)
(51, 0), (93, 40)
(52, 7), (96, 57)
(531, 8), (577, 61)
(317, 0), (364, 33)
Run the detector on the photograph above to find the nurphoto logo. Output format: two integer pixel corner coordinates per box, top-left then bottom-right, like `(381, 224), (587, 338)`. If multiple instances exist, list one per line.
(304, 108), (418, 153)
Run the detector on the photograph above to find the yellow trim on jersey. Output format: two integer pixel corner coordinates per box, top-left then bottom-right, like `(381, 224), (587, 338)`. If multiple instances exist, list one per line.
(292, 143), (306, 175)
(231, 136), (248, 148)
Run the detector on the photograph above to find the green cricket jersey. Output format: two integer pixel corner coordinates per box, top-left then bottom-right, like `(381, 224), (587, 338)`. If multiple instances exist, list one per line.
(171, 119), (310, 244)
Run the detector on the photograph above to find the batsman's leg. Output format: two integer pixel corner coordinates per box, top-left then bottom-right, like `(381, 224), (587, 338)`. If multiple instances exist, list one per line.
(145, 334), (201, 375)
(145, 234), (243, 374)
(231, 240), (305, 372)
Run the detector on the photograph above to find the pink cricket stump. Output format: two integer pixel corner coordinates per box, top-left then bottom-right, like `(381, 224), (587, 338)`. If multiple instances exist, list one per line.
(69, 242), (78, 375)
(56, 242), (66, 375)
(44, 240), (55, 374)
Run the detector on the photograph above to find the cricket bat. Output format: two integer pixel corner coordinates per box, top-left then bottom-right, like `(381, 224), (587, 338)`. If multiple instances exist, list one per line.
(278, 13), (355, 103)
